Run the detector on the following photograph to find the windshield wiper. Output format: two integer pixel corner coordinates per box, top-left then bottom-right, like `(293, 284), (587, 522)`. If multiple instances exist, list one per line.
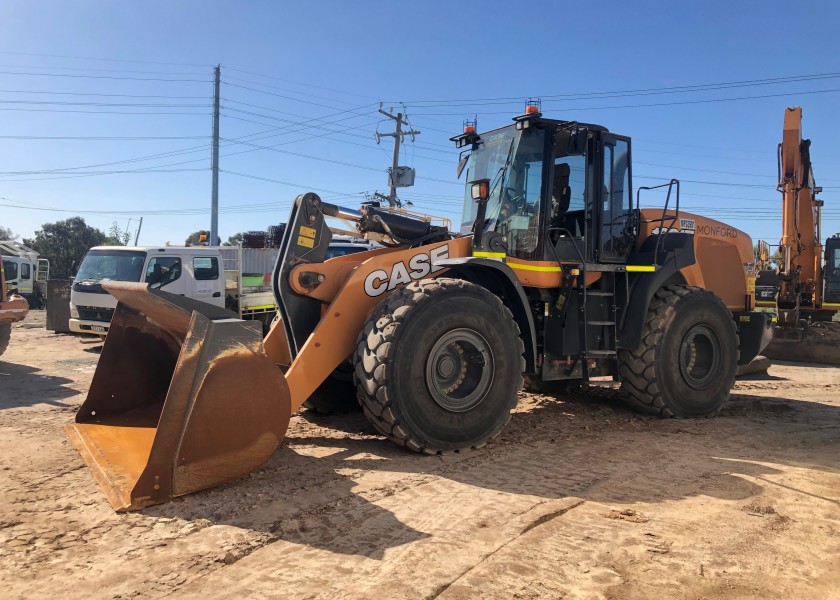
(487, 138), (516, 201)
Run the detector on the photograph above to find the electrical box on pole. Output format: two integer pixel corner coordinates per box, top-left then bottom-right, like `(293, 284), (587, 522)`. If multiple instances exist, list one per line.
(375, 104), (420, 207)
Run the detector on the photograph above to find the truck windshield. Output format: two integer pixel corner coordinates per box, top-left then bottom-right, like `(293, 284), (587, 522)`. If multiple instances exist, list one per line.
(460, 126), (546, 258)
(75, 250), (146, 283)
(2, 260), (17, 281)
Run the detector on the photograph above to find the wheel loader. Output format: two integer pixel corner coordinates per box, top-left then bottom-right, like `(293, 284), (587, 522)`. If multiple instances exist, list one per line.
(67, 107), (773, 511)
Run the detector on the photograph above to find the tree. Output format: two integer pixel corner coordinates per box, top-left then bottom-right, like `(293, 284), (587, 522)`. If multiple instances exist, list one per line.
(0, 225), (15, 240)
(223, 232), (244, 246)
(23, 217), (108, 277)
(185, 230), (219, 246)
(105, 221), (131, 246)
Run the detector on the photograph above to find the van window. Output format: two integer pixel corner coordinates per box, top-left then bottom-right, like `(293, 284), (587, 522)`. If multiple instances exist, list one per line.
(193, 257), (219, 280)
(21, 263), (31, 279)
(3, 260), (17, 281)
(146, 257), (182, 287)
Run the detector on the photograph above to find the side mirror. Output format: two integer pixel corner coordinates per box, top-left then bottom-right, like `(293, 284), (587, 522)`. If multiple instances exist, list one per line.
(69, 260), (78, 277)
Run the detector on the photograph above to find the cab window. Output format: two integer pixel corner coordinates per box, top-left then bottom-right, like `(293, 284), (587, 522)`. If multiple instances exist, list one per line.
(193, 257), (219, 280)
(3, 260), (17, 281)
(21, 263), (31, 279)
(146, 257), (182, 287)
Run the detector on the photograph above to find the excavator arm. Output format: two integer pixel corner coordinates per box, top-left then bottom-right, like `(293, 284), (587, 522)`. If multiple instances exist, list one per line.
(777, 106), (825, 324)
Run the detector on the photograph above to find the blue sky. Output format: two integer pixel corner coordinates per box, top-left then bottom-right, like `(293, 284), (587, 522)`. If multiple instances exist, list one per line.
(0, 0), (838, 247)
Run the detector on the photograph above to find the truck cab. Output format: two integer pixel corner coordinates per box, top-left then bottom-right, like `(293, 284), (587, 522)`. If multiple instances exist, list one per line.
(70, 246), (224, 334)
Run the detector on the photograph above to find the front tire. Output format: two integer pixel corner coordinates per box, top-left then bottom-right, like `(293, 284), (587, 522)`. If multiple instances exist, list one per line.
(618, 285), (738, 417)
(355, 278), (525, 453)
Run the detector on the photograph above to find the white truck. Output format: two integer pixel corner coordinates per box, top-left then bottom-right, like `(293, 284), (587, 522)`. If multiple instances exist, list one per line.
(69, 245), (280, 335)
(68, 238), (379, 335)
(0, 240), (50, 309)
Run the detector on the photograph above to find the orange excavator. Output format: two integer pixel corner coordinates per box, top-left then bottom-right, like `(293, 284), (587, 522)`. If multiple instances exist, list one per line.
(763, 107), (840, 363)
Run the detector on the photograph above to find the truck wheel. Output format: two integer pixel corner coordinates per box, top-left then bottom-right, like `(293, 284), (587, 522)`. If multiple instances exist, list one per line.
(301, 361), (360, 414)
(355, 278), (524, 453)
(0, 322), (11, 357)
(618, 285), (738, 417)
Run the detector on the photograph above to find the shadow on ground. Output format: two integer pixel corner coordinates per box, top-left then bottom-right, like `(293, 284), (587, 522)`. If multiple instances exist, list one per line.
(138, 382), (840, 558)
(0, 361), (80, 409)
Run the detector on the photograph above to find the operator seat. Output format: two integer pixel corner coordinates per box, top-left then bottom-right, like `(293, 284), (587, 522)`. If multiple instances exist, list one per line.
(550, 162), (583, 238)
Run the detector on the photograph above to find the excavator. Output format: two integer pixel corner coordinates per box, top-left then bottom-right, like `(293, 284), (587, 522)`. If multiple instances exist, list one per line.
(66, 106), (773, 511)
(760, 107), (840, 364)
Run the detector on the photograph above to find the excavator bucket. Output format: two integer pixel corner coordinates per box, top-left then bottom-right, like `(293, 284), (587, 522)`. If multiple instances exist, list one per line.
(66, 282), (291, 511)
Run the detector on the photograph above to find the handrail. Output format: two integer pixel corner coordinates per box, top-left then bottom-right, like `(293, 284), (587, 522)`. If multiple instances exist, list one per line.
(635, 179), (680, 266)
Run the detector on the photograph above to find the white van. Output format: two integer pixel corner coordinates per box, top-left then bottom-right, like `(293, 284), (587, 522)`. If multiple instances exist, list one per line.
(70, 246), (224, 334)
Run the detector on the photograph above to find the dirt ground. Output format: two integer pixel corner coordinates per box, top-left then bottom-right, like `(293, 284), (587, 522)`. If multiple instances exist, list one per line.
(1, 311), (839, 600)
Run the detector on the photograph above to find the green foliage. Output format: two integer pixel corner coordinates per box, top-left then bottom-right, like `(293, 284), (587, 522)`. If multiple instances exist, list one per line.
(0, 225), (15, 240)
(23, 217), (108, 277)
(223, 232), (244, 246)
(105, 221), (131, 246)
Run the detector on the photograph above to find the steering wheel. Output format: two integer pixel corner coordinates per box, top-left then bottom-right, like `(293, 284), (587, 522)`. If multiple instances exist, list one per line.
(500, 187), (527, 218)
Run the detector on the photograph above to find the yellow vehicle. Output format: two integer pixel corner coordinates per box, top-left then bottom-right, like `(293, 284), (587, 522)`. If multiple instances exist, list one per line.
(67, 107), (773, 511)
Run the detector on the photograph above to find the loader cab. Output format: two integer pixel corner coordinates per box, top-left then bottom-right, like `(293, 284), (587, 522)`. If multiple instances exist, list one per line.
(457, 115), (635, 266)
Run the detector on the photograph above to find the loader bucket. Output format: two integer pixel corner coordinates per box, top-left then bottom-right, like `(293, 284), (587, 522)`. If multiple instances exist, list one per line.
(66, 282), (291, 511)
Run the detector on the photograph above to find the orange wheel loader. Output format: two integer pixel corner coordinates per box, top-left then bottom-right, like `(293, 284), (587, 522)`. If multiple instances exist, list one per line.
(67, 108), (773, 511)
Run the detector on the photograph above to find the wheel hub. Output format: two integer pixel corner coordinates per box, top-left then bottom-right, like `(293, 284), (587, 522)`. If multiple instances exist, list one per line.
(678, 324), (721, 390)
(425, 328), (494, 412)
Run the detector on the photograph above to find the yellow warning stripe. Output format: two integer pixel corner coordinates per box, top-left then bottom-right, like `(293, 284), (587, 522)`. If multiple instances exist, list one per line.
(821, 302), (840, 308)
(473, 251), (507, 259)
(625, 265), (657, 272)
(506, 261), (563, 272)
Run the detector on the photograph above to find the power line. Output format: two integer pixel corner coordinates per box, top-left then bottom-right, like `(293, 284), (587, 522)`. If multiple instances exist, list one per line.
(0, 135), (209, 140)
(0, 50), (209, 68)
(409, 87), (840, 116)
(0, 69), (209, 82)
(393, 71), (840, 105)
(0, 88), (207, 99)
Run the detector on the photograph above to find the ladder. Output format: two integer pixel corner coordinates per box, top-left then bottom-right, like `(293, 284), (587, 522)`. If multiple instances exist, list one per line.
(574, 266), (619, 380)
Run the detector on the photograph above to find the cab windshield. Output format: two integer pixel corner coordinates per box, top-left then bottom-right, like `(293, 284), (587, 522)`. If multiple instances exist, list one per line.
(460, 126), (546, 258)
(75, 249), (147, 283)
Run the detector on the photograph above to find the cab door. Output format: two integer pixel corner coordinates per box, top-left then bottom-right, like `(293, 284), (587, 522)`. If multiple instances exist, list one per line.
(145, 254), (187, 296)
(597, 134), (634, 263)
(187, 255), (224, 307)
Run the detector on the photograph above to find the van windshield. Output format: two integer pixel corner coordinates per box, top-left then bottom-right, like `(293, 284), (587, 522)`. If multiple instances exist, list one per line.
(76, 250), (147, 283)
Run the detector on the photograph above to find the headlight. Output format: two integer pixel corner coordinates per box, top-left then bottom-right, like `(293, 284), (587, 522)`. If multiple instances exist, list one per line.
(69, 303), (79, 319)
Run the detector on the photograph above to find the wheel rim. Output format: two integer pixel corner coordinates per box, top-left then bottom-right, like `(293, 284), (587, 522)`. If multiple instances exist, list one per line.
(678, 324), (721, 390)
(425, 328), (494, 412)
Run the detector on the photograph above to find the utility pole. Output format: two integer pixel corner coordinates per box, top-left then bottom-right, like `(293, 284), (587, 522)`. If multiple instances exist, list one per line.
(375, 104), (420, 207)
(210, 64), (221, 246)
(134, 217), (143, 246)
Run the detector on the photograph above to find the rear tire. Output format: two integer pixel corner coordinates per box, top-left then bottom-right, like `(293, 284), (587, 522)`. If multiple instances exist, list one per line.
(0, 322), (11, 357)
(618, 285), (737, 417)
(355, 278), (525, 453)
